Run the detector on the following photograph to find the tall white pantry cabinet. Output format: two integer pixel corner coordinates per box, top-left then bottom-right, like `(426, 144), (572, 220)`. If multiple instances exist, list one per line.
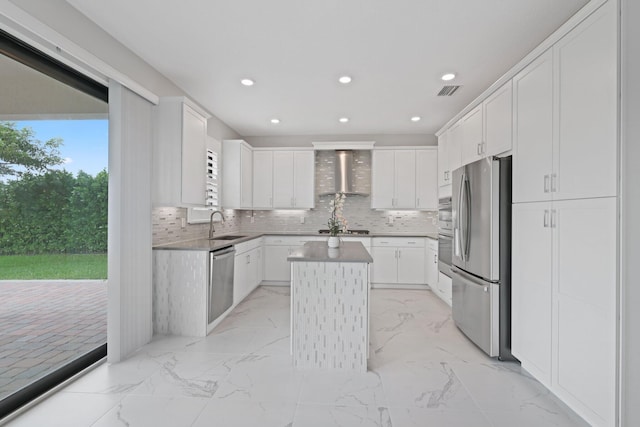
(511, 2), (617, 427)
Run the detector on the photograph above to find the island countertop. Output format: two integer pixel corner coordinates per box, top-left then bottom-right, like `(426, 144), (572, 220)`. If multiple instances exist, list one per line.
(287, 241), (373, 263)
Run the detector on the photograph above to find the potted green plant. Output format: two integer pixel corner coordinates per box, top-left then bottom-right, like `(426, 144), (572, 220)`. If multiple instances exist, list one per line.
(327, 192), (347, 248)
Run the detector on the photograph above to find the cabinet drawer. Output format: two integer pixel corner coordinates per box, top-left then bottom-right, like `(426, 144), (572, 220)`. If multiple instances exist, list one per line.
(235, 237), (262, 254)
(372, 237), (425, 248)
(340, 237), (371, 248)
(263, 236), (296, 246)
(263, 235), (323, 246)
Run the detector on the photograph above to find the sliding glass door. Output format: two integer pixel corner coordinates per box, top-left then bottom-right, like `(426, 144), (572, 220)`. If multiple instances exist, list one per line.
(0, 29), (108, 418)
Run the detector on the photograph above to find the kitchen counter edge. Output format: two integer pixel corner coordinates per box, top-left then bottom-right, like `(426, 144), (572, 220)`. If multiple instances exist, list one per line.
(153, 231), (438, 251)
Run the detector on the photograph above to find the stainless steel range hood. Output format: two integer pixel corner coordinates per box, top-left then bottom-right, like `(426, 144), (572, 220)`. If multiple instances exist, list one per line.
(321, 150), (369, 196)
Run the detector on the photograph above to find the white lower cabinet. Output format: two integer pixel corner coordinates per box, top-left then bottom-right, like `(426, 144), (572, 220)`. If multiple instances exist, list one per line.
(435, 272), (452, 306)
(263, 245), (291, 282)
(512, 197), (616, 427)
(262, 236), (325, 284)
(233, 238), (263, 304)
(425, 238), (438, 288)
(371, 238), (426, 286)
(512, 201), (553, 385)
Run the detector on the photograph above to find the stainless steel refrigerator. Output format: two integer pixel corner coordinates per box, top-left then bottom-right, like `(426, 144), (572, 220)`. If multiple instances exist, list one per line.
(452, 156), (514, 360)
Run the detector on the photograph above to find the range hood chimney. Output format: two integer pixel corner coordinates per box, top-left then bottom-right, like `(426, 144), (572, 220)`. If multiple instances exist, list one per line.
(327, 150), (368, 196)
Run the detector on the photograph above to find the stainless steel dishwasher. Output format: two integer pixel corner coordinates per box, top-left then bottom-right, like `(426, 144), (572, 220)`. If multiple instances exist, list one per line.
(208, 246), (235, 325)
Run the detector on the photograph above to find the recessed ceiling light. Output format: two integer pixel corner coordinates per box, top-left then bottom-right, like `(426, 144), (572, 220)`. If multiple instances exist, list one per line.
(270, 118), (280, 124)
(411, 116), (421, 122)
(240, 78), (255, 86)
(441, 73), (456, 81)
(339, 117), (349, 123)
(338, 76), (352, 84)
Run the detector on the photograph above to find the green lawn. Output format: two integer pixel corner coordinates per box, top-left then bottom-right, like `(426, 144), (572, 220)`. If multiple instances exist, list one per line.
(0, 254), (107, 280)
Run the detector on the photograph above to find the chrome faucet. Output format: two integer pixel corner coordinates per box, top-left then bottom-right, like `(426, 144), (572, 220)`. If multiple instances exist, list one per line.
(208, 210), (226, 239)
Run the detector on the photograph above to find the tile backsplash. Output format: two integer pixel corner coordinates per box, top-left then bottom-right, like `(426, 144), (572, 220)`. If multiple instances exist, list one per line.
(153, 150), (437, 245)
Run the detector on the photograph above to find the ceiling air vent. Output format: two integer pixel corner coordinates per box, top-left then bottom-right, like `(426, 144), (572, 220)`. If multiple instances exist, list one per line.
(438, 85), (461, 96)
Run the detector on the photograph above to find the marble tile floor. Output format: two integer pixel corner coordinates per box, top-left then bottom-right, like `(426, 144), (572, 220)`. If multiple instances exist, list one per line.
(3, 286), (589, 427)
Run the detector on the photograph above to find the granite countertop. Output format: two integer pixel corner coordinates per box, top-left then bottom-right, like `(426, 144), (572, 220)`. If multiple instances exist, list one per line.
(287, 241), (373, 263)
(248, 231), (439, 239)
(153, 233), (264, 251)
(153, 231), (437, 251)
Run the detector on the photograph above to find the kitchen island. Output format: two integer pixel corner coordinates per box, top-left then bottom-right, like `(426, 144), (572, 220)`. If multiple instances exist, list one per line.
(287, 241), (373, 372)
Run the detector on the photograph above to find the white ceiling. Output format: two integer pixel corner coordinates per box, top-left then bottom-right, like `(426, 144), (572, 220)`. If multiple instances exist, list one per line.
(66, 0), (588, 137)
(0, 54), (107, 119)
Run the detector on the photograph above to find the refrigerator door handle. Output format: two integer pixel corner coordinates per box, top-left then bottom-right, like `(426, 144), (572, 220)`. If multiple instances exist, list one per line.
(457, 169), (466, 261)
(462, 173), (471, 261)
(454, 171), (464, 259)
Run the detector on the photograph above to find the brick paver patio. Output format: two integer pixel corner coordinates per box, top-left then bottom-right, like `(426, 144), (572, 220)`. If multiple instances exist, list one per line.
(0, 280), (107, 400)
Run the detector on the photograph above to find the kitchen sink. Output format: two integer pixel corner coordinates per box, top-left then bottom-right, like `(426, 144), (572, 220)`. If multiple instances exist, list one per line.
(211, 235), (246, 241)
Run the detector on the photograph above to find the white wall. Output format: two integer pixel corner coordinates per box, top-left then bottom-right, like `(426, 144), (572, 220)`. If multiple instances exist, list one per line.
(620, 0), (639, 425)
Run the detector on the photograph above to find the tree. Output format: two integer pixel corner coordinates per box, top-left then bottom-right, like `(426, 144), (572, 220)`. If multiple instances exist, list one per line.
(0, 122), (63, 177)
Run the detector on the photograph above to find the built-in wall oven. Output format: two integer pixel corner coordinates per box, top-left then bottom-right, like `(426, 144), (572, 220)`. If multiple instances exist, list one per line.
(438, 197), (453, 277)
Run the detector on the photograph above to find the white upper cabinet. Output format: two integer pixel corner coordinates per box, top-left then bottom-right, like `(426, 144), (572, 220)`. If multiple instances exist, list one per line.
(272, 150), (315, 209)
(460, 104), (484, 166)
(415, 149), (438, 210)
(514, 1), (616, 205)
(448, 121), (463, 173)
(437, 130), (451, 189)
(253, 149), (315, 209)
(293, 151), (315, 209)
(152, 97), (210, 207)
(373, 148), (437, 210)
(252, 150), (273, 208)
(272, 151), (294, 208)
(371, 149), (416, 209)
(554, 3), (617, 201)
(222, 140), (253, 209)
(512, 49), (554, 204)
(484, 81), (513, 157)
(371, 150), (396, 208)
(394, 150), (417, 208)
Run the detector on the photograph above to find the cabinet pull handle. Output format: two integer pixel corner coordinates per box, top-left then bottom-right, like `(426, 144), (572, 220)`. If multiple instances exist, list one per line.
(477, 143), (482, 155)
(551, 174), (557, 193)
(269, 197), (272, 206)
(434, 254), (438, 263)
(544, 175), (550, 193)
(408, 242), (416, 244)
(551, 209), (557, 228)
(543, 210), (549, 228)
(398, 250), (401, 259)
